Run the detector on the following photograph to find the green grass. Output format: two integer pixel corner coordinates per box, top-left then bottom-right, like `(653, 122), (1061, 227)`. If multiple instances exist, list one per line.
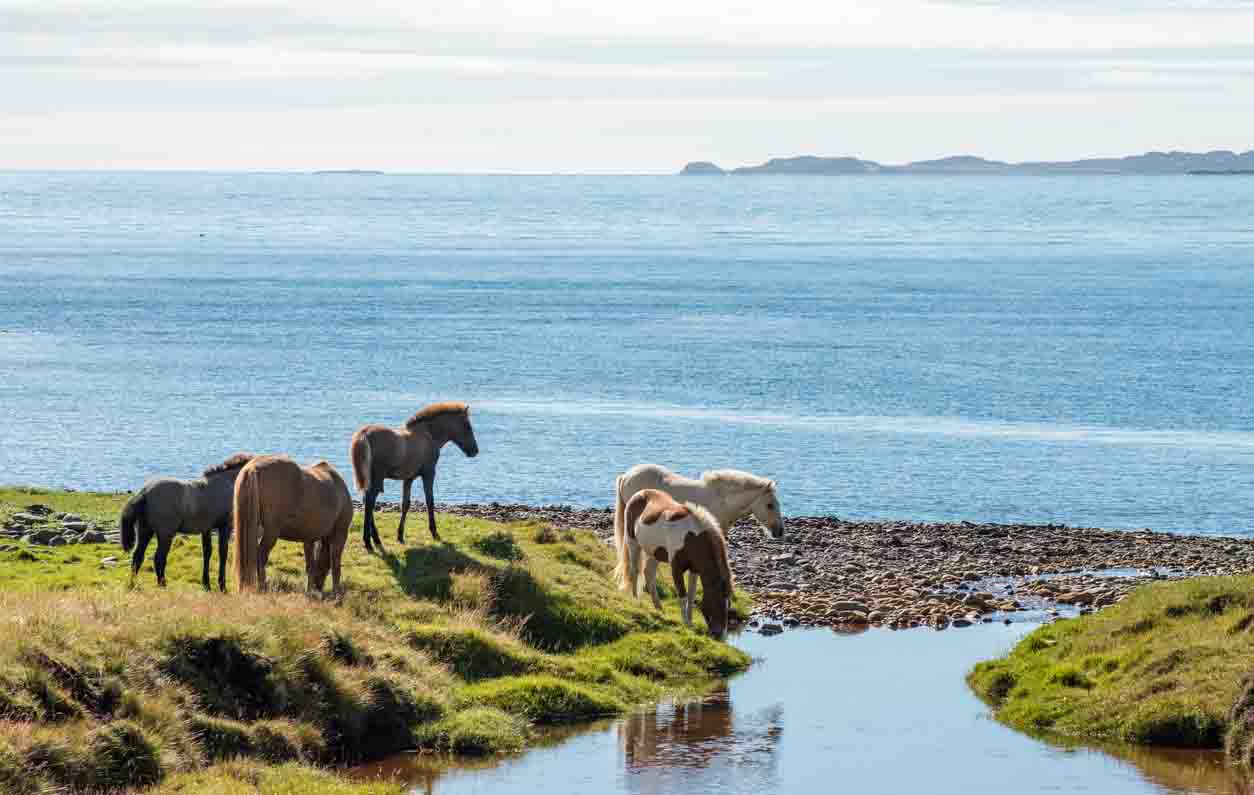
(0, 487), (751, 792)
(968, 575), (1254, 754)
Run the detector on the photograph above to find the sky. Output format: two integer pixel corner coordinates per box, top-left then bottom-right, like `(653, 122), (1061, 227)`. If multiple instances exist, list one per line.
(2, 0), (1253, 172)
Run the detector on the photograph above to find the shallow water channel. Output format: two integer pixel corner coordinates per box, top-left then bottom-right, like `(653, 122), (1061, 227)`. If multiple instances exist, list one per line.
(354, 626), (1250, 795)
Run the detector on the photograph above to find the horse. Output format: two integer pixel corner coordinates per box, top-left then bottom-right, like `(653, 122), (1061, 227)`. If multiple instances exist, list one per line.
(616, 489), (734, 640)
(349, 401), (479, 553)
(613, 464), (782, 609)
(119, 453), (254, 591)
(232, 454), (354, 594)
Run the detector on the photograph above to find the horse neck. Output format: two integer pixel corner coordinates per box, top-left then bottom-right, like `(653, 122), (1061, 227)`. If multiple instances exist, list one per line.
(665, 478), (728, 524)
(201, 471), (239, 504)
(699, 477), (756, 528)
(401, 423), (445, 458)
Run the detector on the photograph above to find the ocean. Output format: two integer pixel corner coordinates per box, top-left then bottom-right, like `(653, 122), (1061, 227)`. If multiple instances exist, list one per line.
(1, 171), (1251, 534)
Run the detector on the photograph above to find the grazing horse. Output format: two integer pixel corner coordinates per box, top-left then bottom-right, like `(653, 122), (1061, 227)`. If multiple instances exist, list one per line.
(616, 489), (734, 639)
(233, 455), (354, 594)
(350, 401), (479, 552)
(613, 464), (782, 608)
(119, 453), (254, 591)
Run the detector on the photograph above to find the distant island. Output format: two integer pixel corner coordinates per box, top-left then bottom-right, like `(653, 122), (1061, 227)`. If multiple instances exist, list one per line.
(680, 150), (1254, 176)
(313, 169), (385, 176)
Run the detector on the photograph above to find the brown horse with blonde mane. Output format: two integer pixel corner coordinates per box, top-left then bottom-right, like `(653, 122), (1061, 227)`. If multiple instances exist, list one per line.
(349, 401), (479, 553)
(233, 454), (354, 594)
(617, 488), (735, 640)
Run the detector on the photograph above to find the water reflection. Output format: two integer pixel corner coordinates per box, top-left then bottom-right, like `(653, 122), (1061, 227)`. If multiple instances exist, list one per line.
(618, 684), (783, 793)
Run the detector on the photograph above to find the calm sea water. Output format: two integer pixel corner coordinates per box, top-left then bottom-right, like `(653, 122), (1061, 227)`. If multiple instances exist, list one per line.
(1, 172), (1252, 534)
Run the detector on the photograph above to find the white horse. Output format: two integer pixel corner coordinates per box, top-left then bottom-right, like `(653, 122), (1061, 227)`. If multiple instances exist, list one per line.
(612, 463), (783, 611)
(615, 488), (735, 639)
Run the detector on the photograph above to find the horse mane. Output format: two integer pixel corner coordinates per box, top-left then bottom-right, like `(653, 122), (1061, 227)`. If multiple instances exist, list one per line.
(404, 401), (469, 429)
(687, 503), (735, 591)
(702, 469), (773, 494)
(203, 453), (256, 477)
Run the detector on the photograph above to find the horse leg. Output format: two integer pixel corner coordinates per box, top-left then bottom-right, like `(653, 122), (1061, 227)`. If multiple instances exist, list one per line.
(130, 523), (154, 587)
(330, 510), (350, 596)
(217, 525), (229, 592)
(672, 566), (692, 627)
(685, 571), (698, 626)
(200, 530), (212, 591)
(422, 473), (440, 542)
(397, 478), (413, 544)
(257, 534), (278, 592)
(314, 540), (331, 593)
(645, 558), (662, 611)
(363, 487), (384, 554)
(153, 531), (174, 588)
(303, 541), (317, 593)
(626, 542), (640, 598)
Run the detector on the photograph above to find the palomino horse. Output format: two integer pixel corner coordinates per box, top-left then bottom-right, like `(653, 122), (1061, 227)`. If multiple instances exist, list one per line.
(119, 453), (254, 591)
(614, 464), (782, 609)
(616, 489), (735, 639)
(233, 455), (354, 594)
(350, 401), (479, 552)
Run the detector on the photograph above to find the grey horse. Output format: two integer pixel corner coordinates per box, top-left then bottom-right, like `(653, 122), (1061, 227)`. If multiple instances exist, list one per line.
(349, 401), (479, 552)
(118, 453), (254, 590)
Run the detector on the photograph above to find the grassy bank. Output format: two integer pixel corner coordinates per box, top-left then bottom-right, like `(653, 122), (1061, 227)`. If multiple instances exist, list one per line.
(968, 575), (1254, 757)
(0, 486), (750, 793)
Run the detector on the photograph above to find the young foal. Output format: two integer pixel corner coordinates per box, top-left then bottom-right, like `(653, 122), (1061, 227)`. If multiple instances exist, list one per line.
(350, 401), (479, 553)
(233, 455), (354, 594)
(119, 453), (254, 591)
(617, 489), (735, 639)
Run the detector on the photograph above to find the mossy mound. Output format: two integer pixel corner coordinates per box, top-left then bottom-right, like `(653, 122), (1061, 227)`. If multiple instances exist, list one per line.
(969, 575), (1254, 751)
(0, 487), (751, 791)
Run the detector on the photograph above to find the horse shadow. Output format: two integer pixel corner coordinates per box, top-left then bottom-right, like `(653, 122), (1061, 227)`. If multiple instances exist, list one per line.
(383, 544), (488, 602)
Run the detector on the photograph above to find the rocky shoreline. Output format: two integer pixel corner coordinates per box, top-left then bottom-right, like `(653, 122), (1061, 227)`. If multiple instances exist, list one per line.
(11, 495), (1253, 635)
(413, 502), (1254, 633)
(0, 503), (116, 548)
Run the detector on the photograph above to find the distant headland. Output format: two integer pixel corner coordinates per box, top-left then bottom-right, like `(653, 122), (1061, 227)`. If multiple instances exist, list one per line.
(313, 169), (385, 176)
(679, 150), (1254, 176)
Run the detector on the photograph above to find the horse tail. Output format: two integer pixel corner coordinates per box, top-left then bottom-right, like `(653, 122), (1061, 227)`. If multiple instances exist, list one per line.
(119, 492), (145, 551)
(611, 474), (629, 587)
(615, 491), (647, 592)
(233, 463), (262, 592)
(350, 429), (372, 494)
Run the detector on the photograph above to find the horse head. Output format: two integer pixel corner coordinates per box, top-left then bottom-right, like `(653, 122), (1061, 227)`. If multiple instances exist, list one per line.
(452, 406), (479, 458)
(748, 480), (785, 541)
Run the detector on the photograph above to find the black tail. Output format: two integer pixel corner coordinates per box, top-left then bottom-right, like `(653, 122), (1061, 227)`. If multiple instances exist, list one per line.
(120, 493), (145, 551)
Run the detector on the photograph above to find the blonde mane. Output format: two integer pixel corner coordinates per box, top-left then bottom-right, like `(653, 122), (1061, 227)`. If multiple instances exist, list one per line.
(404, 401), (469, 429)
(702, 469), (773, 494)
(202, 453), (255, 477)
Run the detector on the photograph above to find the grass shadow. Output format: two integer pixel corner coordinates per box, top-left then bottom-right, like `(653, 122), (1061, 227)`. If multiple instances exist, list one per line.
(384, 544), (488, 602)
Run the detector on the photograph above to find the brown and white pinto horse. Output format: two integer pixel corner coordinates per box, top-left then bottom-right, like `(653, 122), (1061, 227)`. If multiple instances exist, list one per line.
(614, 488), (735, 639)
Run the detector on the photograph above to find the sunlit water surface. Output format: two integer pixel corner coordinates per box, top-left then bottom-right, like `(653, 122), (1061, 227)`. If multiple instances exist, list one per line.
(2, 173), (1253, 534)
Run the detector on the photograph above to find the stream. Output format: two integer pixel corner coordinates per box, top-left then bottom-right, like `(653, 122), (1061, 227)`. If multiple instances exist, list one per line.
(353, 625), (1250, 794)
